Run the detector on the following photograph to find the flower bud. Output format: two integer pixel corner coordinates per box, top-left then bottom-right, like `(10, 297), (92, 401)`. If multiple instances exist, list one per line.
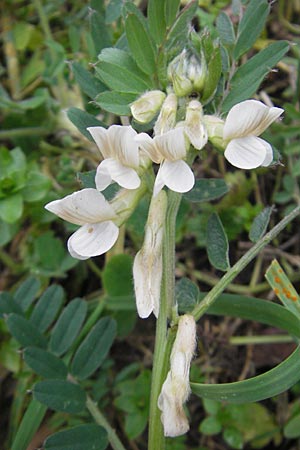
(184, 100), (208, 150)
(131, 90), (166, 124)
(133, 190), (168, 318)
(204, 115), (225, 150)
(167, 49), (207, 97)
(158, 314), (197, 437)
(154, 93), (178, 136)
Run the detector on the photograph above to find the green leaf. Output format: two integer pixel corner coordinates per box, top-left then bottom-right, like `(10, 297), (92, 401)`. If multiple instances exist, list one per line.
(44, 424), (108, 450)
(96, 48), (153, 93)
(223, 427), (243, 449)
(71, 62), (105, 99)
(191, 346), (300, 403)
(222, 41), (289, 112)
(49, 298), (87, 356)
(90, 9), (112, 54)
(0, 219), (19, 246)
(184, 178), (229, 203)
(147, 0), (166, 45)
(95, 91), (137, 115)
(206, 292), (300, 339)
(0, 292), (23, 318)
(106, 0), (123, 23)
(200, 416), (222, 435)
(67, 107), (106, 141)
(176, 278), (200, 312)
(71, 317), (117, 380)
(265, 260), (300, 319)
(249, 205), (274, 243)
(206, 213), (230, 271)
(234, 0), (270, 59)
(165, 1), (198, 52)
(102, 254), (134, 297)
(216, 12), (235, 47)
(30, 285), (65, 333)
(11, 400), (47, 450)
(125, 13), (156, 75)
(14, 276), (41, 312)
(24, 347), (68, 379)
(0, 193), (23, 223)
(6, 314), (47, 349)
(284, 413), (300, 438)
(22, 172), (51, 202)
(165, 0), (181, 27)
(33, 380), (86, 413)
(202, 45), (222, 103)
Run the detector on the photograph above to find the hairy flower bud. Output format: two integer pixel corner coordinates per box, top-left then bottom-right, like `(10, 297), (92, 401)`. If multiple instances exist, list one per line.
(131, 90), (166, 124)
(167, 49), (207, 97)
(158, 314), (197, 437)
(184, 100), (208, 150)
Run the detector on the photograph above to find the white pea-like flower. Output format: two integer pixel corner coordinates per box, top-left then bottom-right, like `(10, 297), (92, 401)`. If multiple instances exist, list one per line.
(223, 100), (284, 169)
(87, 125), (141, 191)
(135, 127), (194, 196)
(45, 188), (119, 260)
(131, 90), (166, 124)
(158, 314), (197, 437)
(184, 100), (208, 150)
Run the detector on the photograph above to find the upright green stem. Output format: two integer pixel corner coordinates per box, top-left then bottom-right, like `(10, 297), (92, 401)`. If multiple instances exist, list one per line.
(192, 205), (300, 321)
(148, 191), (182, 450)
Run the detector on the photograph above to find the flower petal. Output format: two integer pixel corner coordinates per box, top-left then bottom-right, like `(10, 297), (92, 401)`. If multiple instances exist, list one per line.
(45, 189), (117, 225)
(154, 127), (187, 161)
(96, 159), (140, 191)
(158, 160), (195, 193)
(108, 125), (139, 168)
(224, 100), (284, 140)
(135, 132), (162, 163)
(224, 136), (270, 169)
(87, 126), (112, 159)
(67, 221), (119, 259)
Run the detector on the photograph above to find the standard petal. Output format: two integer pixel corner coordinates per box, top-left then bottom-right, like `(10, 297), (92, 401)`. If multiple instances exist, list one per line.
(97, 158), (140, 190)
(135, 132), (162, 163)
(108, 125), (139, 168)
(224, 100), (283, 140)
(224, 136), (269, 169)
(159, 160), (195, 193)
(87, 126), (112, 159)
(67, 221), (119, 259)
(45, 189), (117, 225)
(154, 127), (187, 161)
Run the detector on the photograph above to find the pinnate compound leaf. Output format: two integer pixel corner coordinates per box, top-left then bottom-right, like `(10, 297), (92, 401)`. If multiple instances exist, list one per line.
(222, 41), (289, 112)
(233, 0), (270, 59)
(249, 205), (274, 242)
(24, 347), (68, 379)
(216, 12), (235, 46)
(33, 380), (86, 413)
(191, 346), (300, 403)
(95, 91), (137, 115)
(6, 314), (47, 349)
(125, 13), (156, 75)
(49, 298), (87, 356)
(0, 292), (23, 318)
(184, 178), (229, 203)
(30, 284), (65, 332)
(14, 276), (41, 312)
(44, 424), (108, 450)
(71, 317), (117, 380)
(11, 400), (47, 450)
(67, 107), (106, 140)
(206, 213), (230, 271)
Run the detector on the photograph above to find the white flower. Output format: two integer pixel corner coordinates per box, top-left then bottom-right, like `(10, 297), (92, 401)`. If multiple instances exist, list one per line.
(184, 100), (208, 150)
(223, 100), (284, 169)
(45, 188), (119, 260)
(158, 314), (196, 437)
(135, 127), (194, 196)
(154, 93), (177, 136)
(87, 125), (141, 191)
(131, 90), (166, 124)
(133, 191), (167, 318)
